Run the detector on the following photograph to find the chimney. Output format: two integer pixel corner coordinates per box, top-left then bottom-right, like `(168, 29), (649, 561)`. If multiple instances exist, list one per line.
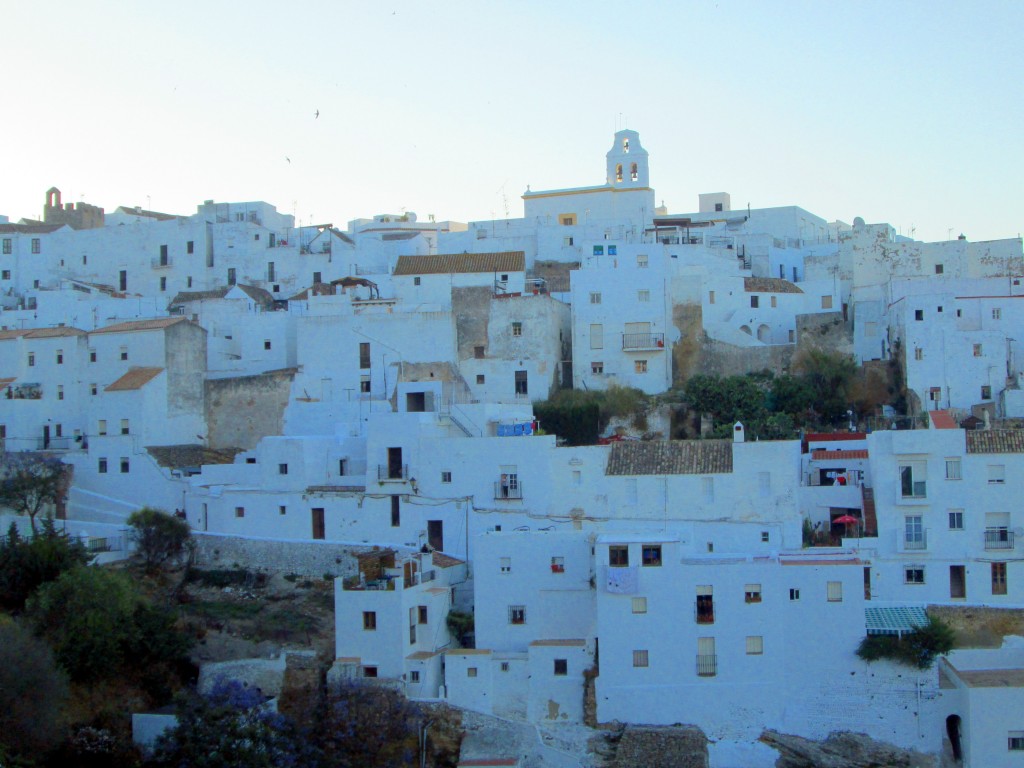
(733, 422), (745, 443)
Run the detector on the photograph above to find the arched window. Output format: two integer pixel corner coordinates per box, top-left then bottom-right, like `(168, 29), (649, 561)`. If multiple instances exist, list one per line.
(757, 324), (771, 342)
(631, 163), (638, 182)
(615, 164), (623, 183)
(740, 325), (752, 336)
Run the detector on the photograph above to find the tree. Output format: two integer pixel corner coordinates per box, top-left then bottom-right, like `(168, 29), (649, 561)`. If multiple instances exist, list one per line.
(127, 507), (192, 572)
(792, 349), (858, 424)
(0, 519), (91, 612)
(0, 619), (70, 761)
(27, 566), (192, 686)
(684, 374), (768, 436)
(149, 679), (318, 768)
(0, 452), (68, 533)
(318, 681), (422, 768)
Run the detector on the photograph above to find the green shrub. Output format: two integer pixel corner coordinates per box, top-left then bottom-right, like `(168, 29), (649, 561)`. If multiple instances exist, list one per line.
(856, 617), (955, 669)
(0, 520), (91, 612)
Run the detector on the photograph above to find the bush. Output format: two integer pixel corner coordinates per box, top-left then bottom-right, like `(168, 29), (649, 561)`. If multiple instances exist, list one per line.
(318, 681), (422, 768)
(127, 507), (191, 572)
(187, 567), (266, 589)
(0, 520), (91, 612)
(856, 617), (955, 669)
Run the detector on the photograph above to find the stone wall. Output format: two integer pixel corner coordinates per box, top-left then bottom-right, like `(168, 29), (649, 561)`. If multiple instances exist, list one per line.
(191, 532), (385, 578)
(205, 370), (294, 450)
(610, 726), (709, 768)
(796, 311), (854, 356)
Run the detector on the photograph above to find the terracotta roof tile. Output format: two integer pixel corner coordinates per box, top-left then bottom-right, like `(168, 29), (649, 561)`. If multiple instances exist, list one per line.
(25, 326), (87, 338)
(393, 251), (525, 276)
(105, 366), (164, 391)
(433, 551), (465, 569)
(0, 223), (63, 234)
(811, 449), (869, 460)
(966, 430), (1024, 454)
(529, 639), (586, 647)
(929, 410), (958, 429)
(169, 288), (230, 305)
(744, 277), (803, 294)
(605, 440), (733, 476)
(90, 317), (190, 334)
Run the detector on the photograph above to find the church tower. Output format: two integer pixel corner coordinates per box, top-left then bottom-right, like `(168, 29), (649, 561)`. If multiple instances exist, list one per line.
(605, 129), (649, 188)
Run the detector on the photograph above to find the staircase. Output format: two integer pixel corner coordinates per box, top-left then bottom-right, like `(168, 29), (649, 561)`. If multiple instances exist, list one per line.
(861, 486), (878, 537)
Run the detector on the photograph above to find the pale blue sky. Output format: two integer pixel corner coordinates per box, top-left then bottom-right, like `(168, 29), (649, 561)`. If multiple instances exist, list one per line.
(2, 1), (1021, 242)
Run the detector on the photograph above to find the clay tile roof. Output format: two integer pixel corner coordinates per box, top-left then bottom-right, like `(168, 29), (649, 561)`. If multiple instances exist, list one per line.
(406, 650), (440, 660)
(0, 330), (30, 340)
(235, 284), (275, 308)
(104, 366), (164, 391)
(90, 316), (190, 334)
(811, 449), (869, 460)
(146, 444), (242, 469)
(929, 410), (958, 429)
(743, 277), (803, 294)
(24, 326), (87, 338)
(0, 377), (14, 388)
(529, 639), (586, 647)
(432, 551), (465, 569)
(605, 440), (733, 476)
(0, 223), (63, 234)
(169, 288), (230, 305)
(393, 251), (525, 276)
(966, 430), (1024, 454)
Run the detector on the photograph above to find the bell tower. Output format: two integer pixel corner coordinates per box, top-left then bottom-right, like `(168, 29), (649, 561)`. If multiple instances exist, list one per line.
(606, 129), (649, 188)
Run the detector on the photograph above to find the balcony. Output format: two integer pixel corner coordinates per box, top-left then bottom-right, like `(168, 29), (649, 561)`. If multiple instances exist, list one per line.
(377, 464), (408, 482)
(899, 530), (928, 552)
(150, 257), (173, 269)
(36, 437), (72, 451)
(985, 528), (1014, 550)
(696, 654), (718, 677)
(622, 332), (665, 351)
(494, 480), (523, 500)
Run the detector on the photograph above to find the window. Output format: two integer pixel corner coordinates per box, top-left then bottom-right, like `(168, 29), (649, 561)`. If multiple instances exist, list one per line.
(590, 323), (603, 349)
(441, 471), (452, 483)
(27, 352), (34, 367)
(634, 360), (648, 374)
(915, 309), (924, 321)
(413, 276), (421, 286)
(789, 588), (801, 601)
(992, 308), (1002, 320)
(120, 346), (128, 361)
(914, 348), (923, 361)
(57, 385), (64, 401)
(929, 387), (941, 403)
(1, 238), (9, 254)
(279, 505), (287, 515)
(631, 596), (647, 614)
(1, 270), (9, 280)
(98, 458), (107, 474)
(98, 420), (107, 436)
(745, 584), (762, 603)
(632, 649), (649, 668)
(363, 666), (378, 678)
(982, 385), (992, 400)
(708, 290), (715, 304)
(90, 383), (97, 396)
(56, 350), (63, 365)
(609, 545), (629, 567)
(186, 240), (194, 254)
(409, 670), (420, 683)
(476, 374), (485, 385)
(562, 236), (574, 246)
(474, 345), (485, 359)
(945, 459), (961, 480)
(973, 343), (983, 357)
(234, 506), (245, 518)
(696, 586), (714, 624)
(89, 349), (96, 363)
(390, 496), (400, 527)
(950, 565), (966, 599)
(590, 292), (602, 304)
(363, 611), (377, 630)
(899, 462), (927, 498)
(313, 271), (322, 284)
(553, 659), (568, 676)
(638, 289), (650, 302)
(637, 254), (648, 268)
(120, 457), (130, 473)
(514, 370), (528, 395)
(827, 581), (843, 602)
(159, 276), (167, 292)
(119, 270), (127, 291)
(511, 321), (522, 337)
(359, 342), (370, 369)
(31, 238), (40, 254)
(746, 636), (764, 655)
(227, 268), (236, 285)
(551, 556), (565, 573)
(338, 459), (348, 476)
(500, 557), (511, 574)
(641, 544), (662, 567)
(418, 605), (428, 624)
(278, 463), (288, 475)
(989, 464), (1006, 484)
(934, 263), (943, 275)
(1009, 731), (1024, 751)
(821, 295), (833, 309)
(992, 562), (1008, 595)
(949, 509), (964, 530)
(467, 667), (478, 678)
(508, 605), (525, 624)
(264, 340), (271, 350)
(761, 531), (770, 543)
(591, 361), (604, 374)
(750, 296), (759, 308)
(594, 245), (604, 255)
(500, 662), (509, 672)
(120, 419), (129, 435)
(905, 566), (925, 584)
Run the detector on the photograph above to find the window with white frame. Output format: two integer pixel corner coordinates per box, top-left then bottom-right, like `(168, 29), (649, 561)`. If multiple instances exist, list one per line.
(590, 324), (604, 349)
(745, 584), (762, 603)
(591, 361), (604, 374)
(948, 509), (964, 530)
(992, 308), (1002, 320)
(638, 289), (650, 302)
(945, 458), (961, 480)
(590, 292), (602, 304)
(989, 464), (1006, 484)
(899, 461), (927, 498)
(827, 581), (843, 602)
(904, 565), (925, 584)
(746, 636), (764, 655)
(511, 321), (523, 337)
(637, 254), (648, 268)
(609, 545), (629, 567)
(631, 596), (647, 614)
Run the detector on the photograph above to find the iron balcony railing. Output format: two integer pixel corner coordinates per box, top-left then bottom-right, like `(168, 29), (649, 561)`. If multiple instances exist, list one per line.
(622, 332), (665, 351)
(696, 654), (717, 677)
(494, 480), (523, 500)
(378, 464), (409, 481)
(985, 528), (1014, 550)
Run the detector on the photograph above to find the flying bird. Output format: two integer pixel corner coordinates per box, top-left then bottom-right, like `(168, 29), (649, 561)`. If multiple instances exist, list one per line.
(285, 157), (291, 164)
(314, 109), (320, 119)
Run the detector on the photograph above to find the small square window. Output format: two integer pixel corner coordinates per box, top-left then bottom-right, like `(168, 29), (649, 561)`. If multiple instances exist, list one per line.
(500, 662), (509, 672)
(945, 459), (961, 480)
(761, 531), (770, 543)
(827, 581), (843, 602)
(467, 667), (478, 677)
(904, 566), (925, 584)
(935, 264), (944, 274)
(363, 666), (378, 678)
(821, 295), (833, 309)
(750, 296), (759, 308)
(609, 545), (629, 567)
(992, 308), (1002, 320)
(915, 309), (924, 321)
(631, 596), (647, 614)
(948, 509), (964, 530)
(641, 544), (661, 567)
(746, 636), (764, 655)
(634, 360), (648, 374)
(476, 374), (485, 385)
(1009, 731), (1024, 750)
(745, 584), (762, 603)
(474, 345), (485, 359)
(553, 659), (567, 676)
(279, 463), (288, 475)
(638, 289), (650, 302)
(264, 340), (272, 350)
(414, 276), (421, 286)
(982, 385), (992, 399)
(120, 457), (130, 473)
(508, 605), (525, 624)
(363, 611), (377, 630)
(512, 321), (522, 337)
(279, 505), (287, 515)
(551, 556), (565, 573)
(591, 361), (604, 374)
(789, 588), (800, 601)
(409, 670), (420, 682)
(973, 343), (983, 357)
(593, 245), (604, 256)
(632, 649), (649, 668)
(235, 506), (245, 518)
(590, 292), (601, 304)
(989, 464), (1006, 484)
(636, 254), (648, 268)
(441, 471), (452, 483)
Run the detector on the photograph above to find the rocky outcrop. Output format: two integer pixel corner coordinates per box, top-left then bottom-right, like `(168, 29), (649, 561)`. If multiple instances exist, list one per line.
(609, 726), (709, 768)
(760, 730), (935, 768)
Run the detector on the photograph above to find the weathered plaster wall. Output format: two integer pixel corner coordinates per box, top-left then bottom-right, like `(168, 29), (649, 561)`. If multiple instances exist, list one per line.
(205, 370), (295, 449)
(191, 531), (371, 578)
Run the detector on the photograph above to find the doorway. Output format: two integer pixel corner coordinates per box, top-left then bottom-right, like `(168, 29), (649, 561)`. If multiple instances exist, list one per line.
(427, 520), (443, 552)
(946, 715), (963, 761)
(312, 508), (325, 540)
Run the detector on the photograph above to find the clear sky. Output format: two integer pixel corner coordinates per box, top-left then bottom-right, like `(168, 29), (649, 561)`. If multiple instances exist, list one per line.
(2, 0), (1021, 243)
